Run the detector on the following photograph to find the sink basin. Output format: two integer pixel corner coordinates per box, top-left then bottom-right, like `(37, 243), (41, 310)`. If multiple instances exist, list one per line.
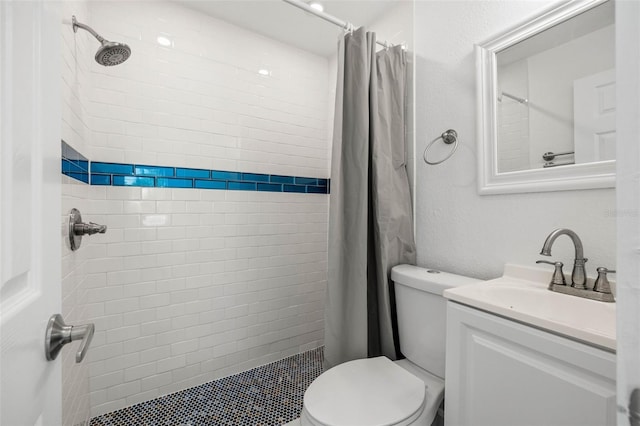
(443, 264), (616, 351)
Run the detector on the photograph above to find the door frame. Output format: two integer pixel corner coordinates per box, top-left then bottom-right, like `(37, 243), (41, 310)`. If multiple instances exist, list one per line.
(616, 0), (640, 423)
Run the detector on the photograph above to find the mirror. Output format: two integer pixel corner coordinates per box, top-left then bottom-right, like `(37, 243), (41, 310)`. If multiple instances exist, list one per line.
(476, 0), (615, 194)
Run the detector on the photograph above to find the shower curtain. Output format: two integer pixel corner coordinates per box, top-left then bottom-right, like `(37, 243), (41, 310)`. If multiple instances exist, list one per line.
(325, 28), (416, 368)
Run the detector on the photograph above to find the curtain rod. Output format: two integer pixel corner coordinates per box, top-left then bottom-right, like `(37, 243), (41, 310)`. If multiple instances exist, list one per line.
(280, 0), (391, 49)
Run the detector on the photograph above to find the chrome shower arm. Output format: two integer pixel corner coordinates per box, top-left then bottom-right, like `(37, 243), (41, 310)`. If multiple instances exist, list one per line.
(72, 15), (105, 44)
(70, 15), (131, 66)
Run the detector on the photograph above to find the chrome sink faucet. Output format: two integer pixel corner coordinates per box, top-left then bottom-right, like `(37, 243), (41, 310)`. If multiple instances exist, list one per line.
(540, 228), (587, 289)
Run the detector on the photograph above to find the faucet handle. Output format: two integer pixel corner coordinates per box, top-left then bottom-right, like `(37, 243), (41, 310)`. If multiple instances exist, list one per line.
(536, 260), (566, 287)
(593, 267), (615, 294)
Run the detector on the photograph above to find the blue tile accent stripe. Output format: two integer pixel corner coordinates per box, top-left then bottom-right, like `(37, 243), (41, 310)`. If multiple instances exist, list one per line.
(61, 140), (89, 184)
(212, 171), (240, 181)
(88, 161), (329, 193)
(195, 179), (226, 190)
(177, 168), (210, 178)
(135, 165), (175, 177)
(61, 142), (329, 194)
(92, 162), (134, 175)
(113, 176), (155, 187)
(82, 159), (329, 194)
(228, 181), (257, 191)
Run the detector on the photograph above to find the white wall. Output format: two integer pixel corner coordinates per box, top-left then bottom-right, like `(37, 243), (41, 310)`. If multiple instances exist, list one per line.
(83, 186), (327, 415)
(61, 179), (92, 426)
(369, 1), (415, 195)
(62, 2), (93, 158)
(88, 1), (329, 177)
(61, 1), (93, 425)
(414, 0), (616, 281)
(62, 0), (330, 417)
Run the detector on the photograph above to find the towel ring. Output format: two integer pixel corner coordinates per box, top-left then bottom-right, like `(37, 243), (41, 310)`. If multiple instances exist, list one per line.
(423, 129), (458, 165)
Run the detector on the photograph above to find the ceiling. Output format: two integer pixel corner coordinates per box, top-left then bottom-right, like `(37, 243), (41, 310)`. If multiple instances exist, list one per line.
(177, 0), (402, 57)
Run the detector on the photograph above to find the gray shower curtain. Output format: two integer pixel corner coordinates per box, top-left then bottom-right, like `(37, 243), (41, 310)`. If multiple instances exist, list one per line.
(325, 28), (416, 368)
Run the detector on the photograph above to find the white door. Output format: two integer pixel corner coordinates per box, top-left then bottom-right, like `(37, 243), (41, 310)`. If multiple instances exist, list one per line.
(1, 1), (62, 425)
(616, 1), (640, 425)
(573, 68), (616, 164)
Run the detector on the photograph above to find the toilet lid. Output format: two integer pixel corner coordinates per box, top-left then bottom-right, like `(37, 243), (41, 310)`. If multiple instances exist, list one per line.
(303, 356), (426, 426)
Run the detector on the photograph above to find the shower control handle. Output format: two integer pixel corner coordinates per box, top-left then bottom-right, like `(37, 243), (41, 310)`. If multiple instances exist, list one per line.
(68, 208), (107, 251)
(73, 222), (107, 236)
(45, 314), (95, 363)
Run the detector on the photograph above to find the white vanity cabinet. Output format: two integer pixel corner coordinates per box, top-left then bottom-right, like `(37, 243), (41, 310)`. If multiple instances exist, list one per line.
(444, 302), (616, 426)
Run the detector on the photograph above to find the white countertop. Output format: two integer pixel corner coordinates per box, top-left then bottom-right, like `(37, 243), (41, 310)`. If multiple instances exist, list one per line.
(443, 264), (616, 351)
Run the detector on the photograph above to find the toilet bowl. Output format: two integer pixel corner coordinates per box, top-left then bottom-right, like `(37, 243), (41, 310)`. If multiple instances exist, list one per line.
(301, 265), (480, 426)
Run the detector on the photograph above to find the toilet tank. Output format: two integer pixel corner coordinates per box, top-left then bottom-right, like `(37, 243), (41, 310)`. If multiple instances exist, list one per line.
(391, 264), (481, 379)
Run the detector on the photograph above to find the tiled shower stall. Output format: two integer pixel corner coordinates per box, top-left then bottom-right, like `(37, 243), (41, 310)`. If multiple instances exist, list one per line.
(60, 0), (412, 424)
(61, 0), (331, 422)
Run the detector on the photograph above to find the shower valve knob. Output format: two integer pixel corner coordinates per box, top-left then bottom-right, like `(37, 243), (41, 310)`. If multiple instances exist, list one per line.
(73, 222), (107, 236)
(68, 208), (107, 251)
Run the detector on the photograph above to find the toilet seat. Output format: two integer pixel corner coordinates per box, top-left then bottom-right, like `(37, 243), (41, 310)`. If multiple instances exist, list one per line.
(302, 356), (427, 426)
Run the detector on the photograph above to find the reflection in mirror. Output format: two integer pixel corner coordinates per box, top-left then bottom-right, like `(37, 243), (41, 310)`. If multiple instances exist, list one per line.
(496, 1), (614, 173)
(476, 0), (616, 194)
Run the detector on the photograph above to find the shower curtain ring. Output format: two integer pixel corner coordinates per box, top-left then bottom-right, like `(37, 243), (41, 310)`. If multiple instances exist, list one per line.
(344, 22), (354, 34)
(423, 129), (459, 165)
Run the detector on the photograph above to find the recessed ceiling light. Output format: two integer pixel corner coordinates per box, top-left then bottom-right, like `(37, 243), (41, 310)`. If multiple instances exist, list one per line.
(309, 2), (324, 12)
(157, 35), (172, 47)
(258, 69), (271, 76)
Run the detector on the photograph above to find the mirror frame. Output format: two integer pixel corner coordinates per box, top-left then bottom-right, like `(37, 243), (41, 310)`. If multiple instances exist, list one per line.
(476, 0), (615, 195)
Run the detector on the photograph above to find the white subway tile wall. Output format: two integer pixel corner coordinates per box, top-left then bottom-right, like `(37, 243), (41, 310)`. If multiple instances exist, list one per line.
(62, 177), (93, 426)
(61, 0), (94, 424)
(61, 0), (330, 418)
(84, 189), (327, 415)
(62, 1), (93, 159)
(87, 1), (330, 177)
(497, 60), (530, 172)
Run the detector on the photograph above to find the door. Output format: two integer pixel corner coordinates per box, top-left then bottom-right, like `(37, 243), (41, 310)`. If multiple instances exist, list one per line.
(616, 1), (640, 425)
(1, 1), (62, 425)
(573, 68), (616, 164)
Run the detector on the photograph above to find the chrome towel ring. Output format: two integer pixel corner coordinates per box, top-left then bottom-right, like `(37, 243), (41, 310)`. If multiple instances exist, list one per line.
(423, 129), (458, 165)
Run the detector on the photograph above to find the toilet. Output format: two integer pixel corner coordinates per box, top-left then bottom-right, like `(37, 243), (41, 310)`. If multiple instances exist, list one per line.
(301, 264), (481, 426)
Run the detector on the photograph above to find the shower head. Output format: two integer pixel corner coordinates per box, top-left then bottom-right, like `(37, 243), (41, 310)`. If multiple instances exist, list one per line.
(95, 41), (131, 66)
(72, 15), (131, 66)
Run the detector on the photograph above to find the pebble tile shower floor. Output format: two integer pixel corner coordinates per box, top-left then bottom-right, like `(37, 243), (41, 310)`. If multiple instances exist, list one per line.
(90, 347), (324, 426)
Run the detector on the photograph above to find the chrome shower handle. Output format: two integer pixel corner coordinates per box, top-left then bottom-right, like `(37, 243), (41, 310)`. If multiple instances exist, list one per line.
(69, 208), (107, 251)
(45, 314), (95, 363)
(73, 222), (107, 236)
